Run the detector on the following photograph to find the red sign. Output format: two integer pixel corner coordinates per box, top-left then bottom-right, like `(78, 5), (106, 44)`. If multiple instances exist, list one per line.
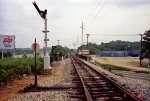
(31, 43), (40, 51)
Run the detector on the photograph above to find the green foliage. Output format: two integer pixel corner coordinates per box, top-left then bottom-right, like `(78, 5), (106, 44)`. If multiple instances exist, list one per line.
(142, 30), (150, 51)
(0, 56), (43, 83)
(96, 61), (150, 74)
(78, 41), (140, 54)
(141, 29), (150, 59)
(50, 45), (68, 61)
(78, 42), (99, 54)
(96, 61), (131, 71)
(99, 40), (140, 51)
(133, 70), (150, 74)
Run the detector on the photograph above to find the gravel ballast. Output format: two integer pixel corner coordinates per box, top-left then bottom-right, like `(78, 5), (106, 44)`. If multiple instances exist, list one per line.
(8, 91), (68, 101)
(8, 59), (73, 101)
(84, 60), (150, 101)
(7, 58), (150, 101)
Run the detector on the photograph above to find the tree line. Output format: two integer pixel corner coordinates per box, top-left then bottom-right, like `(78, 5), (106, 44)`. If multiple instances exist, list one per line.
(78, 40), (140, 54)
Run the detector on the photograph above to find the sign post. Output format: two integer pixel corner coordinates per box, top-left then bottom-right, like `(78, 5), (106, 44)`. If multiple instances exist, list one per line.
(31, 38), (40, 87)
(2, 50), (3, 59)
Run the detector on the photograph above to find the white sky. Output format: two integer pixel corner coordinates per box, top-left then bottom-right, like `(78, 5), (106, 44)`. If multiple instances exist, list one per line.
(0, 0), (150, 48)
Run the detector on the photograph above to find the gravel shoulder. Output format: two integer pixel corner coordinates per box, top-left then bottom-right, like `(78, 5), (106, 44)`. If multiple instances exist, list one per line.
(2, 58), (149, 101)
(2, 59), (72, 101)
(84, 60), (150, 101)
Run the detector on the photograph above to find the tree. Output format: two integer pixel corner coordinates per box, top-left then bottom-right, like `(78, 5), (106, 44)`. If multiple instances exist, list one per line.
(77, 41), (140, 54)
(50, 45), (68, 61)
(99, 40), (140, 51)
(78, 43), (99, 54)
(141, 30), (150, 59)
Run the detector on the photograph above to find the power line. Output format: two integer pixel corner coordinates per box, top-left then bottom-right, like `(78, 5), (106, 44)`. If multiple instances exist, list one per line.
(92, 34), (137, 36)
(83, 0), (102, 26)
(83, 0), (99, 22)
(76, 0), (102, 45)
(87, 0), (102, 18)
(85, 0), (109, 28)
(85, 0), (102, 25)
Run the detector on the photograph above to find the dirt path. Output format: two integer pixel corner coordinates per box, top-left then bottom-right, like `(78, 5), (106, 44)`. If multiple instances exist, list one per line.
(0, 75), (34, 101)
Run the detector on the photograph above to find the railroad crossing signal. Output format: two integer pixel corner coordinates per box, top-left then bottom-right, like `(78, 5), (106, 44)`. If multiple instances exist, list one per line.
(32, 1), (47, 19)
(32, 1), (51, 70)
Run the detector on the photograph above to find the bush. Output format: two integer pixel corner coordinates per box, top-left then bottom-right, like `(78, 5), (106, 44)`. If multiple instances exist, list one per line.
(0, 56), (44, 83)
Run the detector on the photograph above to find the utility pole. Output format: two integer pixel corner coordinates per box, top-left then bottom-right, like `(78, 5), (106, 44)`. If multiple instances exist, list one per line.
(1, 50), (3, 59)
(80, 22), (85, 47)
(77, 37), (78, 49)
(138, 34), (143, 66)
(86, 34), (90, 49)
(73, 42), (76, 49)
(57, 40), (60, 45)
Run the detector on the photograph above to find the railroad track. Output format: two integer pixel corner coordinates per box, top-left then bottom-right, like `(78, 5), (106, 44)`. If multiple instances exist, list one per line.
(23, 55), (142, 101)
(71, 55), (142, 101)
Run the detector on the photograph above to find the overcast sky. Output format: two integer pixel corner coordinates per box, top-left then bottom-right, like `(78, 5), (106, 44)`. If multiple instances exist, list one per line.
(0, 0), (150, 48)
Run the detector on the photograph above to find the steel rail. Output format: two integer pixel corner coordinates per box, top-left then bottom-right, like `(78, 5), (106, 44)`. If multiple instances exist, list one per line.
(77, 56), (142, 101)
(71, 57), (93, 101)
(71, 54), (142, 101)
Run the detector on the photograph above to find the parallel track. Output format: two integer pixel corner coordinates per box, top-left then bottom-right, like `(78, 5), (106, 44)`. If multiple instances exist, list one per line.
(71, 55), (142, 101)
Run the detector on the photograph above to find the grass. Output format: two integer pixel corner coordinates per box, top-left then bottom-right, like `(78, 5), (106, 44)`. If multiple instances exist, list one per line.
(95, 61), (131, 71)
(96, 61), (150, 74)
(133, 70), (150, 74)
(114, 73), (124, 77)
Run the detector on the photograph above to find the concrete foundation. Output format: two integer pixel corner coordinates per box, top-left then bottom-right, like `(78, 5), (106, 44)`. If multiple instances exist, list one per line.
(44, 68), (52, 75)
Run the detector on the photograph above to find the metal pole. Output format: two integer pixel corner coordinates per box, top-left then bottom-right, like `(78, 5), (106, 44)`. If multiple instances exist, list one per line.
(13, 49), (15, 58)
(124, 47), (125, 57)
(80, 22), (84, 47)
(82, 22), (84, 46)
(77, 37), (78, 49)
(87, 35), (88, 49)
(86, 34), (90, 49)
(57, 40), (60, 45)
(43, 12), (51, 69)
(140, 34), (142, 66)
(2, 50), (3, 59)
(34, 38), (37, 87)
(138, 34), (143, 66)
(45, 14), (47, 54)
